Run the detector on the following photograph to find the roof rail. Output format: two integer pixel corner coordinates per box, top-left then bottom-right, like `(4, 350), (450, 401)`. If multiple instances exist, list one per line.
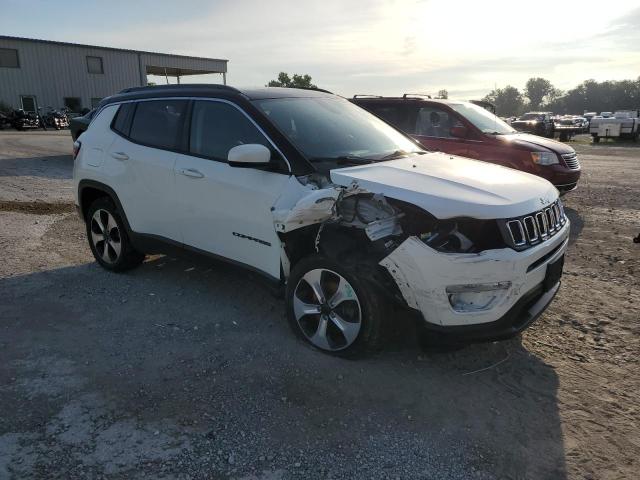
(353, 94), (383, 99)
(118, 84), (242, 94)
(279, 86), (333, 94)
(402, 93), (432, 99)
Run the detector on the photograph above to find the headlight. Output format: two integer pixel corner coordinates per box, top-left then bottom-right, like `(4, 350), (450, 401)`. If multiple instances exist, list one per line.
(531, 152), (559, 165)
(446, 282), (511, 312)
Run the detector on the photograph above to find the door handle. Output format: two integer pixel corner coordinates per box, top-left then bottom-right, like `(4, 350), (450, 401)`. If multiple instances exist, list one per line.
(180, 168), (204, 179)
(111, 152), (129, 161)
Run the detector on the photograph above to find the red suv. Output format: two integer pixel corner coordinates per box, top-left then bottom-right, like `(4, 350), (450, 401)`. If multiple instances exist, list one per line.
(351, 95), (581, 194)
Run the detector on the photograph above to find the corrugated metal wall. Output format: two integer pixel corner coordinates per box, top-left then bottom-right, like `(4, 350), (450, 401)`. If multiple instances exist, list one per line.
(0, 37), (227, 112)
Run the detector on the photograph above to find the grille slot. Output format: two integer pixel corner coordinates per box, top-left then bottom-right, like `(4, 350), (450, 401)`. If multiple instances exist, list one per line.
(561, 152), (580, 170)
(505, 199), (566, 250)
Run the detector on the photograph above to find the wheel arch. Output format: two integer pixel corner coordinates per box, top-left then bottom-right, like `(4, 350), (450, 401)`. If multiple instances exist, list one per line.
(78, 180), (132, 233)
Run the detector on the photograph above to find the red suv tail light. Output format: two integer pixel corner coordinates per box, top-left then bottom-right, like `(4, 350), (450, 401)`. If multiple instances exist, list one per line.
(72, 141), (81, 160)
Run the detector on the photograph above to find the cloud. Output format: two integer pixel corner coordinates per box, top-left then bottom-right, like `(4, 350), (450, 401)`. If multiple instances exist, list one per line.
(2, 0), (638, 97)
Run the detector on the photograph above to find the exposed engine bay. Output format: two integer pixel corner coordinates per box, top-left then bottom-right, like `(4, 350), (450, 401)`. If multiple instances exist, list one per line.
(273, 175), (508, 269)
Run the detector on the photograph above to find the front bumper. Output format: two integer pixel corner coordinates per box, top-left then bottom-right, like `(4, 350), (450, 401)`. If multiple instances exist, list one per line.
(419, 281), (559, 343)
(380, 221), (569, 334)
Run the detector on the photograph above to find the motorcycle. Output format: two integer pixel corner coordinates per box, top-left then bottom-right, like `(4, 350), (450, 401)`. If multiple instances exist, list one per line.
(0, 111), (11, 130)
(10, 109), (41, 130)
(42, 107), (70, 130)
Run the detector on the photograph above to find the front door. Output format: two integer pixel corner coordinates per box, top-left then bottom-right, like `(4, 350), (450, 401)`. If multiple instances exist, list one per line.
(407, 104), (470, 157)
(174, 100), (290, 279)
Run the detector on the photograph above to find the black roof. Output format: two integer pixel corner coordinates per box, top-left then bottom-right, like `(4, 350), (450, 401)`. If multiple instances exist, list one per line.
(99, 85), (335, 107)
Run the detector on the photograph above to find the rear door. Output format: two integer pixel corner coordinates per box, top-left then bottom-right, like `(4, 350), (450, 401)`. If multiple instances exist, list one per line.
(105, 99), (188, 242)
(174, 99), (290, 279)
(407, 103), (469, 156)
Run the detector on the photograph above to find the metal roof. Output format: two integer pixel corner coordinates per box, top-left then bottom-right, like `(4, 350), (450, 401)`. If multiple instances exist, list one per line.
(0, 35), (228, 63)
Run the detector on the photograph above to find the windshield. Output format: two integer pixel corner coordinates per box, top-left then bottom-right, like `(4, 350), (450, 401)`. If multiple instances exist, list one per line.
(519, 113), (544, 121)
(253, 97), (423, 162)
(449, 102), (515, 134)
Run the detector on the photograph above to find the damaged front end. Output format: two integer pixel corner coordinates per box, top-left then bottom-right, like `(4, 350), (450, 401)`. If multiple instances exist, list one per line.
(272, 173), (569, 336)
(272, 176), (512, 308)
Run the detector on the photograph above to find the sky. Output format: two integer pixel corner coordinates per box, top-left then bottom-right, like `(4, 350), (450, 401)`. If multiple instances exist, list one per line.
(1, 0), (639, 99)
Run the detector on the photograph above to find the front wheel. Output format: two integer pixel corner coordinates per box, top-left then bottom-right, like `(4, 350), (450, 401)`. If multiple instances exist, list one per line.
(86, 197), (145, 272)
(286, 255), (388, 356)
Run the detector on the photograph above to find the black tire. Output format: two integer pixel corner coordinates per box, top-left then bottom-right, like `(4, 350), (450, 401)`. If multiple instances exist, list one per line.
(593, 136), (600, 143)
(286, 254), (389, 357)
(85, 197), (145, 272)
(559, 132), (567, 142)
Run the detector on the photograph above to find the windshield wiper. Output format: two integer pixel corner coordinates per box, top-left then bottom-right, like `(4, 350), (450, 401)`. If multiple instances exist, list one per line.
(309, 155), (375, 165)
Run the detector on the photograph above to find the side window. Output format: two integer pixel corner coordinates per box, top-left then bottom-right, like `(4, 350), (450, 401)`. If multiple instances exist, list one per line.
(411, 106), (461, 138)
(129, 100), (188, 150)
(189, 101), (272, 161)
(112, 103), (135, 136)
(368, 105), (406, 131)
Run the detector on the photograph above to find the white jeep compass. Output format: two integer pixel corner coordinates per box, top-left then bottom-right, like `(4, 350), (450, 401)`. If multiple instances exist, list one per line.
(73, 85), (569, 356)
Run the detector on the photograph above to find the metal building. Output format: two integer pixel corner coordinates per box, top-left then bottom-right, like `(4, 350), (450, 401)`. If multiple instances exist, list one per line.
(0, 35), (228, 113)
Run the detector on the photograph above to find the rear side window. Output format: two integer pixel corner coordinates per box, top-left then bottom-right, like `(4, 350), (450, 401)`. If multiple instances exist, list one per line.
(189, 101), (271, 161)
(129, 100), (188, 150)
(112, 103), (135, 136)
(367, 105), (407, 131)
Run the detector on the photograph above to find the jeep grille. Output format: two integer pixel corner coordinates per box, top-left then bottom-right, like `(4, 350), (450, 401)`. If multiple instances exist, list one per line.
(503, 200), (567, 250)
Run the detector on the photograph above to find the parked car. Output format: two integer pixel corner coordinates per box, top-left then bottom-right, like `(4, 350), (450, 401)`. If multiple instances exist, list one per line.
(70, 109), (95, 141)
(553, 115), (588, 140)
(74, 85), (569, 356)
(351, 96), (581, 194)
(511, 112), (555, 138)
(583, 112), (597, 123)
(589, 110), (639, 143)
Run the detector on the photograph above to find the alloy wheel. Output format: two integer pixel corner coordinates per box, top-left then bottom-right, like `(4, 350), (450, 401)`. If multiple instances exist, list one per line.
(293, 268), (362, 351)
(90, 209), (122, 264)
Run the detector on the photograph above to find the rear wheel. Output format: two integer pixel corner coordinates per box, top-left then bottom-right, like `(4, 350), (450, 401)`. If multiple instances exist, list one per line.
(593, 136), (600, 143)
(86, 197), (144, 272)
(286, 255), (388, 356)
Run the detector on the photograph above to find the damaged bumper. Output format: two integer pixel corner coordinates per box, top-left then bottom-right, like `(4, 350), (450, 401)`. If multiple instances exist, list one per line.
(380, 221), (569, 338)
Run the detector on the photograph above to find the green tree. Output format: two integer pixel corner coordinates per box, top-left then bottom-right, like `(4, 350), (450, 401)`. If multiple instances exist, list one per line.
(525, 77), (554, 110)
(482, 85), (525, 116)
(267, 72), (317, 89)
(437, 89), (448, 99)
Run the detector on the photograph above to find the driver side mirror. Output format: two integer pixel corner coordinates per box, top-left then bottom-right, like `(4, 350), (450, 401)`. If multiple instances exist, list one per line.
(450, 125), (469, 138)
(228, 144), (271, 167)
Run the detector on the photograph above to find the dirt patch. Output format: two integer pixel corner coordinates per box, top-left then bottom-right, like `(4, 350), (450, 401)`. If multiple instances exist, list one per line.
(0, 200), (76, 215)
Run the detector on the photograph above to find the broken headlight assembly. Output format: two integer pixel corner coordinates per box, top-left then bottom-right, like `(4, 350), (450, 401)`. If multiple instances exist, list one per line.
(446, 282), (512, 312)
(418, 218), (507, 254)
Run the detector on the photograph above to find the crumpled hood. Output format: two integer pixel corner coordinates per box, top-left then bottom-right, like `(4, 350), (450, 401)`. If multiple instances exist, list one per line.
(499, 133), (575, 154)
(330, 152), (558, 220)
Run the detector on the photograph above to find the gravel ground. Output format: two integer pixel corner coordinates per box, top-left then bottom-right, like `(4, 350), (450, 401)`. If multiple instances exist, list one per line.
(0, 130), (638, 479)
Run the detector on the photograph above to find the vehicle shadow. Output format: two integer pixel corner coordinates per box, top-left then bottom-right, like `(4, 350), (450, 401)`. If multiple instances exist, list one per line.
(0, 256), (567, 479)
(0, 154), (73, 180)
(564, 207), (584, 246)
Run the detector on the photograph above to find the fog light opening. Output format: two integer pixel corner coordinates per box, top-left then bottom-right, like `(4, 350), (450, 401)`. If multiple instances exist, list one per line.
(446, 282), (511, 313)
